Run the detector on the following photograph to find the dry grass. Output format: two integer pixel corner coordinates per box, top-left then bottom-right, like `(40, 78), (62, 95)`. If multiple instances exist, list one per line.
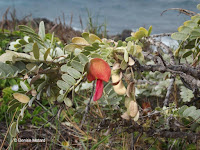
(0, 8), (81, 44)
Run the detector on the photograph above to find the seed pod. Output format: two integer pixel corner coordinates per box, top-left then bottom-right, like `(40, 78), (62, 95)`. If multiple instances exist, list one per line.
(112, 73), (126, 95)
(126, 82), (135, 99)
(125, 97), (132, 108)
(128, 57), (135, 66)
(127, 100), (138, 118)
(121, 111), (130, 120)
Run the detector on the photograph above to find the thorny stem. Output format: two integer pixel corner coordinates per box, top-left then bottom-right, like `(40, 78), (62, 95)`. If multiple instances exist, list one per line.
(80, 80), (96, 128)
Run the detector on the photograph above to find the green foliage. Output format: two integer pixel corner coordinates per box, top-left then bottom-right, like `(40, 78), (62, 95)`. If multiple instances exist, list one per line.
(180, 86), (194, 102)
(1, 8), (200, 148)
(171, 14), (200, 60)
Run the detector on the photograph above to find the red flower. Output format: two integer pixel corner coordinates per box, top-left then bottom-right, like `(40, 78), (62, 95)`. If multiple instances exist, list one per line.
(87, 58), (111, 101)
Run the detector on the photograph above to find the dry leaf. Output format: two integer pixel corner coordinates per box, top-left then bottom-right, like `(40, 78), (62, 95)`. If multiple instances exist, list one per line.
(13, 93), (30, 103)
(127, 100), (138, 117)
(72, 37), (89, 45)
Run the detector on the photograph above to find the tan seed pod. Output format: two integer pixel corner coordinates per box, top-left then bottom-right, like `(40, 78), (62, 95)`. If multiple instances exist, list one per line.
(112, 73), (120, 83)
(127, 100), (138, 118)
(112, 63), (121, 71)
(13, 93), (30, 103)
(125, 97), (132, 108)
(121, 112), (130, 120)
(112, 73), (126, 95)
(133, 111), (140, 121)
(113, 80), (126, 95)
(128, 57), (135, 66)
(126, 82), (135, 99)
(112, 72), (122, 85)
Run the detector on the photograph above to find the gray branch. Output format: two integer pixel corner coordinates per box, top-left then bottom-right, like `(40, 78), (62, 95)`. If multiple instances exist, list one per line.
(163, 78), (175, 106)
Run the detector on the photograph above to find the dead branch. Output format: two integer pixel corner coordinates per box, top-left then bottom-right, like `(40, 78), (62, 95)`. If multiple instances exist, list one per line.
(161, 8), (197, 17)
(147, 37), (175, 65)
(151, 33), (172, 38)
(163, 77), (175, 106)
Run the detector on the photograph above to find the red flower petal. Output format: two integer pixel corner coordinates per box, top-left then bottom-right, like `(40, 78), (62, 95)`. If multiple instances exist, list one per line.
(93, 79), (104, 101)
(87, 71), (96, 82)
(87, 58), (111, 82)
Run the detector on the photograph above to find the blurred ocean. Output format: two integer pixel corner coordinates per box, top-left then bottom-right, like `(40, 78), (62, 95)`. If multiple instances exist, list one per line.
(0, 0), (199, 35)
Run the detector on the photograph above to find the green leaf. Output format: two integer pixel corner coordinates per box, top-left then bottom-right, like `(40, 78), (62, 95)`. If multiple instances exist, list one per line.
(134, 30), (146, 40)
(82, 32), (90, 42)
(180, 86), (194, 102)
(57, 95), (64, 103)
(20, 81), (29, 92)
(62, 74), (76, 86)
(19, 25), (44, 47)
(90, 135), (110, 150)
(190, 109), (200, 121)
(89, 34), (101, 43)
(178, 105), (188, 116)
(92, 42), (100, 50)
(124, 49), (129, 63)
(0, 62), (16, 76)
(139, 27), (148, 36)
(147, 25), (152, 36)
(32, 42), (40, 59)
(191, 15), (200, 22)
(72, 37), (88, 45)
(19, 25), (35, 34)
(182, 106), (196, 118)
(120, 60), (128, 70)
(23, 43), (34, 52)
(137, 52), (144, 61)
(78, 53), (89, 65)
(178, 26), (192, 34)
(125, 37), (134, 41)
(197, 4), (200, 10)
(61, 66), (81, 79)
(37, 81), (46, 92)
(70, 60), (84, 72)
(84, 46), (95, 51)
(90, 53), (101, 58)
(190, 30), (200, 39)
(7, 102), (20, 113)
(44, 48), (51, 61)
(18, 39), (27, 45)
(185, 40), (196, 49)
(117, 40), (123, 47)
(38, 21), (45, 41)
(171, 32), (188, 40)
(183, 20), (197, 28)
(57, 80), (70, 90)
(10, 122), (18, 137)
(182, 51), (193, 58)
(64, 98), (73, 107)
(14, 44), (21, 48)
(64, 44), (82, 52)
(127, 41), (132, 52)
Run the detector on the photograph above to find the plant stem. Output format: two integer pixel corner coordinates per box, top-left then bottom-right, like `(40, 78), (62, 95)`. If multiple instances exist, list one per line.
(0, 108), (18, 150)
(80, 80), (96, 128)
